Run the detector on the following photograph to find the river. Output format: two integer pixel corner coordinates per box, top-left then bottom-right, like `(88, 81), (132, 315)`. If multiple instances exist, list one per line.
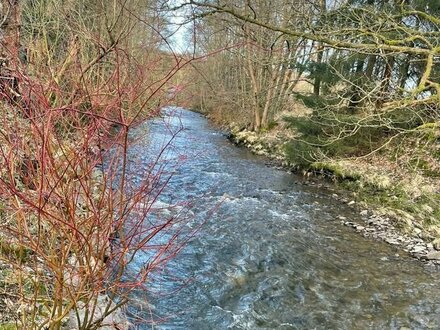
(123, 107), (440, 329)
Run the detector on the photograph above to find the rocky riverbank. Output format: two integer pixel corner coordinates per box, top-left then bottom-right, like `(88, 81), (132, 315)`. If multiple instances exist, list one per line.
(228, 127), (440, 267)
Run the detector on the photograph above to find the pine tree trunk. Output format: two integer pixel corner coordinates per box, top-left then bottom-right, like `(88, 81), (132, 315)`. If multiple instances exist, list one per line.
(376, 55), (395, 109)
(348, 57), (365, 112)
(399, 55), (411, 91)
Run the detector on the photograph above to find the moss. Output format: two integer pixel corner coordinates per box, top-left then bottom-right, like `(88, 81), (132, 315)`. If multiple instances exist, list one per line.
(0, 268), (12, 284)
(310, 161), (361, 180)
(0, 240), (31, 263)
(0, 324), (17, 330)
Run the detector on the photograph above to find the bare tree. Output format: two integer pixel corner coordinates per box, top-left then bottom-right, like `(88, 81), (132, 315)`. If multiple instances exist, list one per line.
(187, 0), (315, 130)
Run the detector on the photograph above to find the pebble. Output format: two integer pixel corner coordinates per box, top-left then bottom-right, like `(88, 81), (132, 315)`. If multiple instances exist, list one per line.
(425, 251), (440, 261)
(432, 239), (440, 250)
(413, 228), (422, 235)
(360, 210), (368, 216)
(347, 200), (355, 206)
(385, 238), (400, 245)
(412, 245), (426, 253)
(340, 207), (440, 267)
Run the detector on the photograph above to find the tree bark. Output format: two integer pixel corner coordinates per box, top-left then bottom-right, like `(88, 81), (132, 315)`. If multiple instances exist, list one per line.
(348, 56), (365, 111)
(313, 0), (326, 96)
(1, 0), (21, 63)
(376, 55), (395, 109)
(0, 0), (21, 102)
(399, 55), (411, 91)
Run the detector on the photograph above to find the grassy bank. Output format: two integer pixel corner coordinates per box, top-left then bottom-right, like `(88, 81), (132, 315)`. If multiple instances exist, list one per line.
(229, 124), (440, 246)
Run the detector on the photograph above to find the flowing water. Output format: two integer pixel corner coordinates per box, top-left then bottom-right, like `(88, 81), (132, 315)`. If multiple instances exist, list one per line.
(125, 107), (440, 329)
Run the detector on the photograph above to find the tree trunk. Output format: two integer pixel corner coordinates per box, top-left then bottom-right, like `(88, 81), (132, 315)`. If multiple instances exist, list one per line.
(246, 45), (261, 131)
(399, 55), (411, 91)
(365, 54), (377, 79)
(1, 0), (21, 62)
(0, 0), (21, 102)
(313, 43), (324, 96)
(313, 0), (326, 96)
(376, 55), (395, 109)
(348, 56), (365, 111)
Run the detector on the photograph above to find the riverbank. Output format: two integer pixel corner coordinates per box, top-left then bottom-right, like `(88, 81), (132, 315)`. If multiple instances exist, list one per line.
(228, 126), (440, 266)
(0, 105), (129, 329)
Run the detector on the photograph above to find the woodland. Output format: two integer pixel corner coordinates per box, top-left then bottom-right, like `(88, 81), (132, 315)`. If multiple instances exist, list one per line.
(0, 0), (439, 329)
